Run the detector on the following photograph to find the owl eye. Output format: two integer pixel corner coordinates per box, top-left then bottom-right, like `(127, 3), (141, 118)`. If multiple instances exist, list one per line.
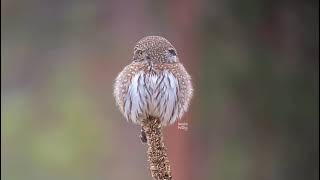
(168, 49), (176, 56)
(133, 49), (145, 62)
(135, 49), (143, 55)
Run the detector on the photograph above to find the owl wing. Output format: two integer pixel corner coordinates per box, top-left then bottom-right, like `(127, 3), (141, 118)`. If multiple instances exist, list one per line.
(170, 63), (193, 120)
(113, 62), (145, 120)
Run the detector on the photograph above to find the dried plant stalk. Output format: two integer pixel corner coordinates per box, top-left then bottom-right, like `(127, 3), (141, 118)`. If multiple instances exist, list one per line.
(142, 117), (172, 180)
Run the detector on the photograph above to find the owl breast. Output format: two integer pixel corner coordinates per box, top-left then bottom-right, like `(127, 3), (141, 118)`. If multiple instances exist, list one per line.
(114, 62), (193, 126)
(124, 70), (180, 125)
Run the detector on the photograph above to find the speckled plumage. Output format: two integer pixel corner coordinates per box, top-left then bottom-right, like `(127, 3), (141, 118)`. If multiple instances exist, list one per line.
(114, 36), (193, 125)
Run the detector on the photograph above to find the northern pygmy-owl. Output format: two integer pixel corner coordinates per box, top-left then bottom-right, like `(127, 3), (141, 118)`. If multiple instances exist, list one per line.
(114, 36), (193, 126)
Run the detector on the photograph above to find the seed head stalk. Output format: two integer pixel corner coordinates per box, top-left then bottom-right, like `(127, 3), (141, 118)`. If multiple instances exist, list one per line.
(142, 117), (172, 180)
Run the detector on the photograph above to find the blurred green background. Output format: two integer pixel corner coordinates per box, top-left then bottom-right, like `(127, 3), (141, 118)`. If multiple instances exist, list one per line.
(1, 0), (319, 180)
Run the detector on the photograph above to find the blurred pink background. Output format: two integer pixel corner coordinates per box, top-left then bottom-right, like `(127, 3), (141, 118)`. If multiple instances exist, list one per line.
(2, 0), (319, 180)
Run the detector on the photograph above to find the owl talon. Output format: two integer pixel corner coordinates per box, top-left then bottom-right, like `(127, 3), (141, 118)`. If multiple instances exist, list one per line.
(140, 128), (147, 143)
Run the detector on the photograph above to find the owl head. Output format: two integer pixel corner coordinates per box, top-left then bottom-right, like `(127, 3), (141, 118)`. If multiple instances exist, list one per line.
(132, 36), (179, 64)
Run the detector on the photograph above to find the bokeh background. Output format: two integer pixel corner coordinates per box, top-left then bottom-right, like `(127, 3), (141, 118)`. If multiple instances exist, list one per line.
(1, 0), (319, 180)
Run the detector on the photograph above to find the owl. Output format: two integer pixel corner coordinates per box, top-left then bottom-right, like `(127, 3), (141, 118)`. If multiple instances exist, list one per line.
(114, 36), (193, 126)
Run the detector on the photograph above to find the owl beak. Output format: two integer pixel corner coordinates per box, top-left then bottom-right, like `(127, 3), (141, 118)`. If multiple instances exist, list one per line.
(146, 55), (151, 61)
